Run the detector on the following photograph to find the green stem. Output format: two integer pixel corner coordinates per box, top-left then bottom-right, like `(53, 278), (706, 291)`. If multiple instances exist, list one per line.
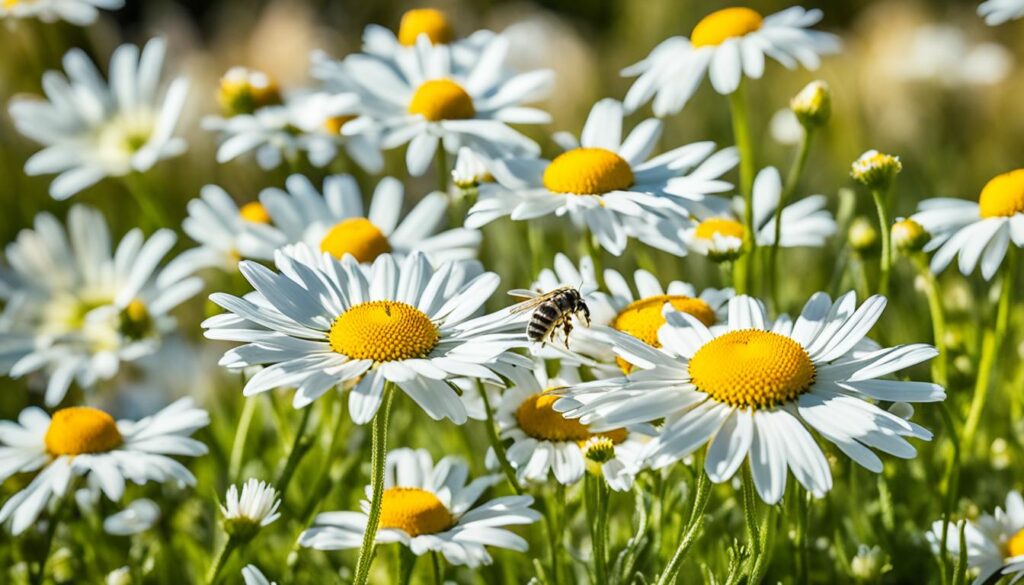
(431, 551), (444, 585)
(205, 537), (238, 585)
(274, 405), (314, 500)
(352, 384), (396, 585)
(870, 188), (892, 296)
(740, 465), (762, 576)
(435, 146), (449, 194)
(769, 126), (814, 309)
(586, 474), (610, 585)
(30, 496), (66, 585)
(229, 397), (259, 481)
(543, 484), (566, 585)
(728, 83), (757, 294)
(962, 248), (1015, 450)
(655, 472), (712, 585)
(477, 382), (523, 495)
(399, 546), (418, 585)
(122, 172), (171, 229)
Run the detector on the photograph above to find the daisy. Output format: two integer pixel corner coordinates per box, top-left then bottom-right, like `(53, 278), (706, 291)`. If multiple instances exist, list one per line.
(682, 166), (836, 261)
(0, 0), (123, 25)
(221, 479), (281, 538)
(340, 34), (553, 176)
(979, 0), (1024, 25)
(361, 8), (496, 71)
(465, 98), (736, 256)
(257, 173), (480, 265)
(299, 448), (540, 567)
(621, 6), (840, 116)
(554, 292), (943, 504)
(203, 248), (529, 423)
(491, 360), (653, 491)
(0, 205), (203, 406)
(0, 398), (209, 535)
(8, 38), (188, 200)
(928, 491), (1024, 584)
(242, 566), (277, 585)
(910, 169), (1024, 280)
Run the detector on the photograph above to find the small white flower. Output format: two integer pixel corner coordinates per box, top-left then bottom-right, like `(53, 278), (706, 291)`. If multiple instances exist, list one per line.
(360, 8), (495, 72)
(0, 0), (123, 25)
(979, 0), (1024, 25)
(103, 499), (161, 536)
(928, 491), (1024, 584)
(222, 479), (281, 538)
(242, 565), (277, 585)
(452, 146), (492, 189)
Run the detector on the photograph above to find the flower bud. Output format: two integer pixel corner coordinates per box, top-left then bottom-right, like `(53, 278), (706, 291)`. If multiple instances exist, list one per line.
(891, 218), (929, 253)
(850, 545), (890, 582)
(850, 150), (902, 191)
(217, 67), (282, 116)
(582, 436), (616, 464)
(790, 80), (831, 127)
(848, 217), (878, 253)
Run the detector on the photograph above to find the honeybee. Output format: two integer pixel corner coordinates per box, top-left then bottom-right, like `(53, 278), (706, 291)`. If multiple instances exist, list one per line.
(509, 286), (591, 348)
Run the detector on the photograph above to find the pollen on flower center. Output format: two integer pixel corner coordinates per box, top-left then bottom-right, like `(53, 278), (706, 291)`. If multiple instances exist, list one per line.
(694, 218), (745, 241)
(239, 202), (271, 224)
(691, 7), (764, 48)
(328, 300), (438, 362)
(978, 169), (1024, 218)
(398, 8), (454, 46)
(320, 217), (392, 262)
(612, 295), (717, 373)
(379, 487), (454, 536)
(1007, 527), (1024, 559)
(45, 407), (123, 456)
(515, 389), (628, 444)
(408, 79), (476, 121)
(689, 330), (816, 409)
(542, 148), (635, 195)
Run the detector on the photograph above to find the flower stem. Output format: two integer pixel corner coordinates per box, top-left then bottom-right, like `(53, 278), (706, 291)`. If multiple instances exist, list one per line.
(30, 496), (67, 585)
(586, 473), (610, 585)
(274, 405), (314, 500)
(870, 187), (892, 296)
(477, 382), (523, 495)
(655, 471), (711, 585)
(228, 396), (259, 481)
(728, 83), (757, 294)
(769, 126), (814, 309)
(205, 537), (237, 585)
(398, 545), (418, 585)
(352, 383), (396, 585)
(431, 551), (444, 585)
(122, 172), (171, 230)
(435, 146), (449, 194)
(962, 248), (1015, 450)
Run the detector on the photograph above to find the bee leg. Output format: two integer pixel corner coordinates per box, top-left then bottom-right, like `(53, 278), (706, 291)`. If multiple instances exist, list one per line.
(562, 320), (573, 349)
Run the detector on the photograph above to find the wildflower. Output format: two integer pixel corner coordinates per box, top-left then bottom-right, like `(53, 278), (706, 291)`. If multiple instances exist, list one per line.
(0, 0), (124, 25)
(849, 217), (879, 253)
(892, 218), (930, 254)
(221, 479), (281, 541)
(928, 491), (1024, 583)
(217, 67), (283, 116)
(850, 150), (902, 191)
(790, 80), (831, 127)
(850, 545), (891, 582)
(359, 8), (496, 71)
(979, 0), (1024, 25)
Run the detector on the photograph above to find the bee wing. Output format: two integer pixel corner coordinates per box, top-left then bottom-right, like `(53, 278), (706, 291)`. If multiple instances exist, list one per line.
(507, 289), (539, 299)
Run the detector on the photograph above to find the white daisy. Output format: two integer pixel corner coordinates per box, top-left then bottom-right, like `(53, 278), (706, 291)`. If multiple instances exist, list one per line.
(929, 491), (1024, 584)
(340, 34), (552, 176)
(242, 565), (277, 585)
(621, 6), (840, 116)
(682, 166), (836, 260)
(103, 498), (160, 535)
(910, 169), (1024, 280)
(451, 146), (493, 189)
(0, 0), (123, 25)
(979, 0), (1024, 25)
(0, 398), (209, 535)
(361, 8), (496, 71)
(221, 479), (281, 536)
(203, 247), (529, 423)
(0, 205), (203, 406)
(554, 292), (943, 504)
(465, 98), (736, 256)
(299, 448), (540, 568)
(258, 173), (480, 265)
(8, 38), (188, 200)
(491, 360), (652, 491)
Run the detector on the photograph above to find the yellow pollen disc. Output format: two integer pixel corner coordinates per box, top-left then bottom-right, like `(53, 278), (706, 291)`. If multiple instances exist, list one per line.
(542, 148), (635, 195)
(612, 295), (717, 373)
(689, 330), (815, 409)
(319, 217), (392, 262)
(408, 79), (476, 121)
(45, 407), (123, 456)
(978, 169), (1024, 218)
(1008, 528), (1024, 558)
(328, 301), (438, 362)
(515, 389), (628, 444)
(323, 115), (357, 135)
(691, 7), (764, 48)
(239, 202), (271, 224)
(379, 487), (454, 536)
(695, 218), (745, 241)
(398, 8), (454, 46)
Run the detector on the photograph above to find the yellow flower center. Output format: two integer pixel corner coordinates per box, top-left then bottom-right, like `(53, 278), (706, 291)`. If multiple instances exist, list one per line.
(328, 301), (438, 362)
(379, 487), (454, 536)
(323, 115), (357, 135)
(239, 202), (271, 224)
(694, 218), (745, 241)
(319, 217), (392, 263)
(1008, 528), (1024, 559)
(689, 330), (816, 409)
(542, 148), (635, 195)
(612, 295), (717, 373)
(408, 79), (476, 121)
(45, 407), (123, 456)
(978, 169), (1024, 219)
(515, 389), (628, 444)
(398, 8), (454, 46)
(691, 7), (764, 48)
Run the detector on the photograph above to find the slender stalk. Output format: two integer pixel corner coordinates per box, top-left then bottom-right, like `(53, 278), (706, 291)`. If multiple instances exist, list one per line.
(655, 472), (712, 585)
(586, 473), (610, 585)
(769, 126), (814, 309)
(728, 83), (757, 293)
(122, 172), (171, 229)
(30, 496), (66, 585)
(398, 546), (418, 585)
(542, 484), (566, 585)
(962, 248), (1015, 449)
(205, 537), (237, 585)
(431, 551), (444, 585)
(870, 187), (892, 296)
(228, 397), (259, 481)
(435, 146), (449, 194)
(741, 465), (761, 566)
(274, 405), (314, 500)
(352, 384), (396, 585)
(477, 382), (523, 495)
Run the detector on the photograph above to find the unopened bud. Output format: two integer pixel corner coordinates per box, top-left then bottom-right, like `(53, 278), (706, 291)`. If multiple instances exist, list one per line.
(790, 80), (831, 127)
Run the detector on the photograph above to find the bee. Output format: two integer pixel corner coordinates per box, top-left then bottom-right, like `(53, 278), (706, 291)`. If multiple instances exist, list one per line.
(509, 286), (591, 348)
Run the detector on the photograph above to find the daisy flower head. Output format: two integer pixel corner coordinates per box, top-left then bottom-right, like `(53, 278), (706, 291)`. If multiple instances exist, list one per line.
(851, 150), (902, 191)
(258, 173), (480, 265)
(299, 448), (540, 567)
(911, 169), (1024, 280)
(361, 7), (496, 70)
(891, 218), (930, 254)
(0, 205), (203, 406)
(466, 98), (736, 256)
(0, 398), (209, 535)
(929, 491), (1024, 584)
(221, 479), (281, 540)
(554, 292), (944, 504)
(621, 6), (840, 116)
(8, 38), (188, 200)
(203, 247), (528, 423)
(340, 34), (553, 176)
(979, 0), (1024, 25)
(452, 146), (493, 190)
(492, 360), (653, 490)
(0, 0), (123, 25)
(683, 166), (836, 261)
